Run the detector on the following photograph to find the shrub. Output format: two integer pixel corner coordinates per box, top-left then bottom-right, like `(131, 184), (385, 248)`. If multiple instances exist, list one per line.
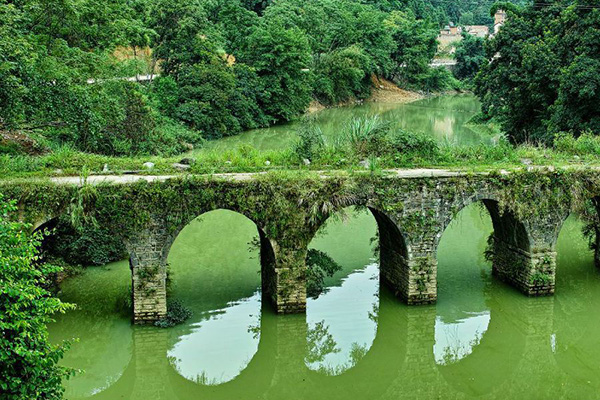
(340, 115), (390, 157)
(387, 129), (439, 158)
(554, 131), (600, 156)
(0, 194), (74, 399)
(43, 219), (127, 267)
(154, 300), (193, 328)
(293, 120), (325, 161)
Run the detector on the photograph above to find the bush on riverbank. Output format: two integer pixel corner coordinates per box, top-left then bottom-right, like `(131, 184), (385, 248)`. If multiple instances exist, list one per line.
(0, 194), (74, 400)
(154, 300), (193, 328)
(3, 127), (600, 180)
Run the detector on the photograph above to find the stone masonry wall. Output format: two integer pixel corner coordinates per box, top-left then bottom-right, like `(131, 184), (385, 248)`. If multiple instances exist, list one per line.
(13, 172), (592, 323)
(492, 239), (556, 296)
(127, 218), (170, 324)
(596, 232), (600, 269)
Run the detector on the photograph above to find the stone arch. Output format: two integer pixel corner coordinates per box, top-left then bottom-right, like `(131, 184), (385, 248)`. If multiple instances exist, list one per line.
(368, 207), (415, 301)
(593, 197), (600, 269)
(436, 190), (564, 298)
(307, 203), (434, 305)
(31, 217), (61, 262)
(126, 208), (279, 324)
(31, 216), (60, 234)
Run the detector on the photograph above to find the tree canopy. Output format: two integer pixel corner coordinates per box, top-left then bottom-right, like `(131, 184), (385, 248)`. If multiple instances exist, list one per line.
(0, 0), (525, 154)
(0, 194), (73, 399)
(475, 0), (600, 144)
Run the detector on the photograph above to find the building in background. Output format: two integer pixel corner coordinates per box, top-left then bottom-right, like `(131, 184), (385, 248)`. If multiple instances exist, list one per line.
(494, 9), (507, 35)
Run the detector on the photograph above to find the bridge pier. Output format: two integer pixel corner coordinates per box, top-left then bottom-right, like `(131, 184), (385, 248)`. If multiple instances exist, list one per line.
(127, 218), (170, 324)
(128, 216), (307, 324)
(260, 232), (307, 314)
(491, 239), (556, 296)
(371, 208), (437, 305)
(486, 200), (565, 297)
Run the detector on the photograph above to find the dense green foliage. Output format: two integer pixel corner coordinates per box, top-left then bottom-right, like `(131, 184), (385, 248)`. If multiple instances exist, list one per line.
(43, 218), (127, 266)
(454, 33), (486, 80)
(154, 300), (193, 328)
(0, 0), (200, 156)
(1, 0), (484, 155)
(306, 248), (343, 298)
(475, 0), (600, 144)
(0, 194), (73, 399)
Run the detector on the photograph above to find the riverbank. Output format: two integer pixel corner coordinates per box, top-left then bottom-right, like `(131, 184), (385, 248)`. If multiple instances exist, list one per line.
(2, 139), (600, 180)
(306, 77), (425, 114)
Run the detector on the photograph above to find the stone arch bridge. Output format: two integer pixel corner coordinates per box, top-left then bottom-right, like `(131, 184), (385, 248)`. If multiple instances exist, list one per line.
(3, 169), (599, 324)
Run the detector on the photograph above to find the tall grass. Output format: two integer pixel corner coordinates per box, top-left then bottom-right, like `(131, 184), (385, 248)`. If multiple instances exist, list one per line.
(2, 120), (600, 178)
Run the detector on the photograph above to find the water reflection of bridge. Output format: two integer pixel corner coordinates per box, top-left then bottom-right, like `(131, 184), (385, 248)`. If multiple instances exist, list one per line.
(85, 281), (599, 400)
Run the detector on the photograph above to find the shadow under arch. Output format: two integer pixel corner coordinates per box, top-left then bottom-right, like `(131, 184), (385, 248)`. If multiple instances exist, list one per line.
(434, 202), (528, 397)
(31, 216), (61, 259)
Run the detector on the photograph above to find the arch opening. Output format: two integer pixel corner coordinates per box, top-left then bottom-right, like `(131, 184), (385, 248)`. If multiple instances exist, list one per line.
(482, 199), (531, 258)
(434, 202), (528, 396)
(435, 202), (494, 366)
(164, 209), (273, 386)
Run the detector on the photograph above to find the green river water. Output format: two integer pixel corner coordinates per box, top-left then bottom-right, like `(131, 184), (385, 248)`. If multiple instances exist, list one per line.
(48, 96), (600, 399)
(200, 95), (493, 151)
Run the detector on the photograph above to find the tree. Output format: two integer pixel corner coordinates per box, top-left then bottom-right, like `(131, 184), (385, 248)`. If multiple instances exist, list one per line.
(313, 45), (374, 105)
(454, 32), (486, 80)
(475, 0), (600, 144)
(0, 194), (74, 399)
(385, 10), (437, 85)
(239, 21), (312, 122)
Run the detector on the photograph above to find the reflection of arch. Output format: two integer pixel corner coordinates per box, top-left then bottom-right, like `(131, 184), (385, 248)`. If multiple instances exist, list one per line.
(168, 305), (279, 399)
(436, 286), (527, 397)
(302, 287), (408, 398)
(434, 201), (529, 396)
(552, 213), (600, 388)
(172, 289), (409, 399)
(87, 305), (278, 400)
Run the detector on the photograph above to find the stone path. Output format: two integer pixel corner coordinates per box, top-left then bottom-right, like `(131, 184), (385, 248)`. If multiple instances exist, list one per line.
(45, 169), (470, 186)
(28, 165), (599, 186)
